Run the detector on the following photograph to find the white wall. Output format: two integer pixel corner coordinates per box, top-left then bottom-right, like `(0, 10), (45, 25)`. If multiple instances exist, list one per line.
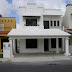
(43, 9), (62, 15)
(43, 15), (62, 29)
(63, 5), (72, 28)
(20, 39), (44, 53)
(19, 3), (62, 29)
(19, 3), (43, 27)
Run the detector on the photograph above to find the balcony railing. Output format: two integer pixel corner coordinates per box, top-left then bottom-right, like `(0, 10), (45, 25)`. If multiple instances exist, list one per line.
(0, 27), (13, 31)
(24, 24), (39, 26)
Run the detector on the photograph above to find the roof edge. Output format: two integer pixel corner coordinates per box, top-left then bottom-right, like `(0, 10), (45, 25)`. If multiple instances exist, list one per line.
(66, 4), (72, 7)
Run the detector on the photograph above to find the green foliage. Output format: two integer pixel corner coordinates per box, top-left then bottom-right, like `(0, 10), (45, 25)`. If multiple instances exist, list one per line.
(0, 54), (3, 58)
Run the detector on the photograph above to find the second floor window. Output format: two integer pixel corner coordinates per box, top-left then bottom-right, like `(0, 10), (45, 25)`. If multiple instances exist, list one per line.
(57, 21), (59, 26)
(26, 19), (37, 26)
(51, 21), (52, 26)
(54, 21), (56, 26)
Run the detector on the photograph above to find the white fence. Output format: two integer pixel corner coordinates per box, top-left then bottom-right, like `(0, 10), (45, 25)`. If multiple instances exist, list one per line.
(3, 42), (11, 58)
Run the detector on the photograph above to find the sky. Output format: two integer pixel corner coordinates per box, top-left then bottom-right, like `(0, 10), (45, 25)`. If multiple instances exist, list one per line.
(0, 0), (72, 28)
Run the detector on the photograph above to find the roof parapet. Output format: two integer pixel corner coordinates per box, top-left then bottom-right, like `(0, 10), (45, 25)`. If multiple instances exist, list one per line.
(66, 4), (72, 7)
(27, 2), (36, 5)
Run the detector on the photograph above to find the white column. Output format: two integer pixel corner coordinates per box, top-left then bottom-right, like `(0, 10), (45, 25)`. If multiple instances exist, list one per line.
(9, 39), (14, 58)
(60, 19), (62, 29)
(64, 37), (71, 56)
(13, 39), (16, 54)
(17, 39), (20, 53)
(49, 38), (51, 51)
(39, 16), (44, 29)
(62, 38), (65, 52)
(56, 38), (59, 53)
(49, 19), (50, 28)
(52, 20), (54, 27)
(56, 21), (57, 26)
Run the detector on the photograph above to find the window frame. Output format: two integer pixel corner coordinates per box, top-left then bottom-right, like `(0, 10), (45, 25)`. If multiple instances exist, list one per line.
(26, 19), (37, 26)
(51, 38), (56, 48)
(51, 21), (53, 26)
(57, 21), (60, 26)
(26, 39), (38, 48)
(54, 21), (56, 26)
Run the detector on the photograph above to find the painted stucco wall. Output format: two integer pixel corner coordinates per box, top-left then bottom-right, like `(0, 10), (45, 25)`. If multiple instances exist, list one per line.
(19, 3), (62, 29)
(20, 39), (44, 53)
(19, 3), (43, 28)
(63, 5), (72, 29)
(43, 15), (62, 29)
(0, 17), (16, 52)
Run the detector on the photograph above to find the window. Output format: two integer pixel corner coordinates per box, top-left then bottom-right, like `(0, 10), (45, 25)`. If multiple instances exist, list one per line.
(11, 20), (12, 22)
(26, 19), (37, 26)
(57, 21), (59, 26)
(51, 21), (52, 26)
(51, 38), (56, 48)
(2, 20), (3, 22)
(26, 39), (37, 48)
(5, 20), (6, 22)
(54, 21), (56, 26)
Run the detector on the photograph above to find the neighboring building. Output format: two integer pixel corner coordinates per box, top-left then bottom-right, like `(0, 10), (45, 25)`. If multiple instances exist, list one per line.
(63, 4), (72, 54)
(63, 4), (72, 29)
(8, 3), (71, 57)
(0, 15), (16, 52)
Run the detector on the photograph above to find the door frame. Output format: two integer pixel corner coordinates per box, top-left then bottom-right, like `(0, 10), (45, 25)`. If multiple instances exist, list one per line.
(44, 39), (49, 52)
(49, 38), (62, 52)
(44, 21), (50, 29)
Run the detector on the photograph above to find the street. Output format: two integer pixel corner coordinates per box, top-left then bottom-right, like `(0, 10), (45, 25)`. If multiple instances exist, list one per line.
(0, 60), (72, 72)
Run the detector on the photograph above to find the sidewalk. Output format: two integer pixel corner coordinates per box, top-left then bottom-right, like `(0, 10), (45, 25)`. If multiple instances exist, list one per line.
(0, 58), (10, 62)
(11, 54), (72, 62)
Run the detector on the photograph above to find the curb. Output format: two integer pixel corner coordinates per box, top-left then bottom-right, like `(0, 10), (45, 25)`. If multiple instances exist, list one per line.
(0, 59), (11, 63)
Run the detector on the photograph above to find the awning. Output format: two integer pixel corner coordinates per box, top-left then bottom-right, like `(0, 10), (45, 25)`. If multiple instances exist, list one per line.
(8, 27), (71, 37)
(0, 31), (10, 34)
(23, 16), (40, 18)
(66, 29), (72, 33)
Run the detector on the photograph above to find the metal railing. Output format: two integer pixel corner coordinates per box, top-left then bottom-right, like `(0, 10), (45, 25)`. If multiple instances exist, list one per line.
(24, 24), (39, 26)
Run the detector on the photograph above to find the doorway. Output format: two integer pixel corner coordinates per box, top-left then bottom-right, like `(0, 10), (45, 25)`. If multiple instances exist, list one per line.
(44, 39), (49, 51)
(44, 21), (49, 29)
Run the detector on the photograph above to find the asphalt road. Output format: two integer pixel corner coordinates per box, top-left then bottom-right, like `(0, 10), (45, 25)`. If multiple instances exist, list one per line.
(0, 60), (72, 72)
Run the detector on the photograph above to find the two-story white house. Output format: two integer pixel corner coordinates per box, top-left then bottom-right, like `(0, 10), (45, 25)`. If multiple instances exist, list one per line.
(8, 3), (71, 57)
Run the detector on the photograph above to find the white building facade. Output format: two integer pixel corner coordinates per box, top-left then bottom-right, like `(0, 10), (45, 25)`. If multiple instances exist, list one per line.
(8, 3), (71, 58)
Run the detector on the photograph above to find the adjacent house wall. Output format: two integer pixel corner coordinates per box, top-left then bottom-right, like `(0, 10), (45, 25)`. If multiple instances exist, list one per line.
(0, 17), (16, 52)
(62, 4), (72, 54)
(63, 5), (72, 29)
(20, 39), (44, 53)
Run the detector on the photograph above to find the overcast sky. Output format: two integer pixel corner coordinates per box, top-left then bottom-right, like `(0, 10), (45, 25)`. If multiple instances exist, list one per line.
(0, 0), (72, 27)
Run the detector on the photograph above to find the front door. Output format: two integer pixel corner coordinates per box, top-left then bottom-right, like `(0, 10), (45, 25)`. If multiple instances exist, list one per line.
(44, 21), (49, 29)
(44, 39), (49, 51)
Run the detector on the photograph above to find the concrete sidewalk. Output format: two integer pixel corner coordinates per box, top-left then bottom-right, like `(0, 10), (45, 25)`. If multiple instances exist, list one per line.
(11, 54), (72, 62)
(0, 58), (10, 62)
